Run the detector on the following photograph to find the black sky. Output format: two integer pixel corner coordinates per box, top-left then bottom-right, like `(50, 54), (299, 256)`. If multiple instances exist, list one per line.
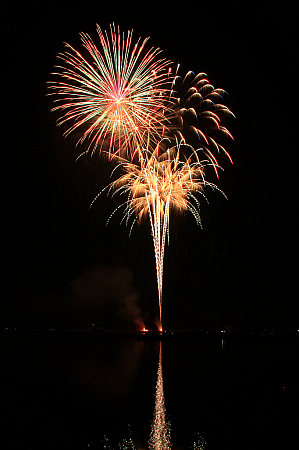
(2, 2), (297, 330)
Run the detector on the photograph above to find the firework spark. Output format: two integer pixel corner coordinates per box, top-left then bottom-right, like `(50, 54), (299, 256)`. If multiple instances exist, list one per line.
(48, 24), (173, 161)
(94, 140), (225, 327)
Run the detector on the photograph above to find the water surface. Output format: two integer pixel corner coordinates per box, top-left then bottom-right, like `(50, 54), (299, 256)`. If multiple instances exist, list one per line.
(3, 332), (298, 449)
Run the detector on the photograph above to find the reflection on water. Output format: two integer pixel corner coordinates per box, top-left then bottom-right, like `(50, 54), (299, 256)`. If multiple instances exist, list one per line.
(3, 332), (298, 449)
(149, 342), (171, 450)
(192, 434), (207, 450)
(102, 426), (137, 450)
(100, 340), (205, 450)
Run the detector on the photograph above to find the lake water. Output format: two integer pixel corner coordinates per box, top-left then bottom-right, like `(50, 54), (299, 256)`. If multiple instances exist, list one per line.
(3, 332), (298, 450)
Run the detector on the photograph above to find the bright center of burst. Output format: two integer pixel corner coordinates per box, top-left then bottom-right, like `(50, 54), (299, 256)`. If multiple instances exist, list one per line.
(108, 96), (126, 122)
(108, 95), (140, 132)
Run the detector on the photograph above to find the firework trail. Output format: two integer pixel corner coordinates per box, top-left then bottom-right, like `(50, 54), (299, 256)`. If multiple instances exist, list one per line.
(149, 342), (171, 450)
(94, 140), (225, 327)
(48, 24), (173, 161)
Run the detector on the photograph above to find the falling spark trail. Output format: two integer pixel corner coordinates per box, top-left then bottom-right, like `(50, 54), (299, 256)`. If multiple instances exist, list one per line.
(99, 142), (224, 327)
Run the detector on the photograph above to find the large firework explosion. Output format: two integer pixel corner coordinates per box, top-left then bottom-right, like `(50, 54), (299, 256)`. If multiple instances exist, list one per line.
(48, 23), (174, 161)
(49, 24), (234, 329)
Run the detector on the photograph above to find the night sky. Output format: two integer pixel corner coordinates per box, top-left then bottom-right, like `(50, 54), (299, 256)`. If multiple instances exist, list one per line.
(2, 2), (297, 331)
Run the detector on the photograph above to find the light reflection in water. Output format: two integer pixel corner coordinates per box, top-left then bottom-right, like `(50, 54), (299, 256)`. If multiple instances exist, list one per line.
(100, 340), (206, 450)
(148, 341), (171, 450)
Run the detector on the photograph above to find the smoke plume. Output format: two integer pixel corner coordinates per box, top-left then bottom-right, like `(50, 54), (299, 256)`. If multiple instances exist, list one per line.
(71, 263), (144, 329)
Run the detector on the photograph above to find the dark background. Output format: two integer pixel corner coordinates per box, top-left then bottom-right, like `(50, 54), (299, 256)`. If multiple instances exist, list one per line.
(2, 2), (297, 331)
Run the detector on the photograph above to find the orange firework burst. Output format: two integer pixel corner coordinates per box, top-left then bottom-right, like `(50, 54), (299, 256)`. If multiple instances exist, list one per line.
(48, 24), (173, 160)
(94, 140), (225, 327)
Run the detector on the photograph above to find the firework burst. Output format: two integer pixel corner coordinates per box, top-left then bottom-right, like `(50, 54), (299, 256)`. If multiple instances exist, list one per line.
(93, 140), (225, 327)
(49, 24), (235, 328)
(170, 69), (235, 176)
(48, 24), (174, 161)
